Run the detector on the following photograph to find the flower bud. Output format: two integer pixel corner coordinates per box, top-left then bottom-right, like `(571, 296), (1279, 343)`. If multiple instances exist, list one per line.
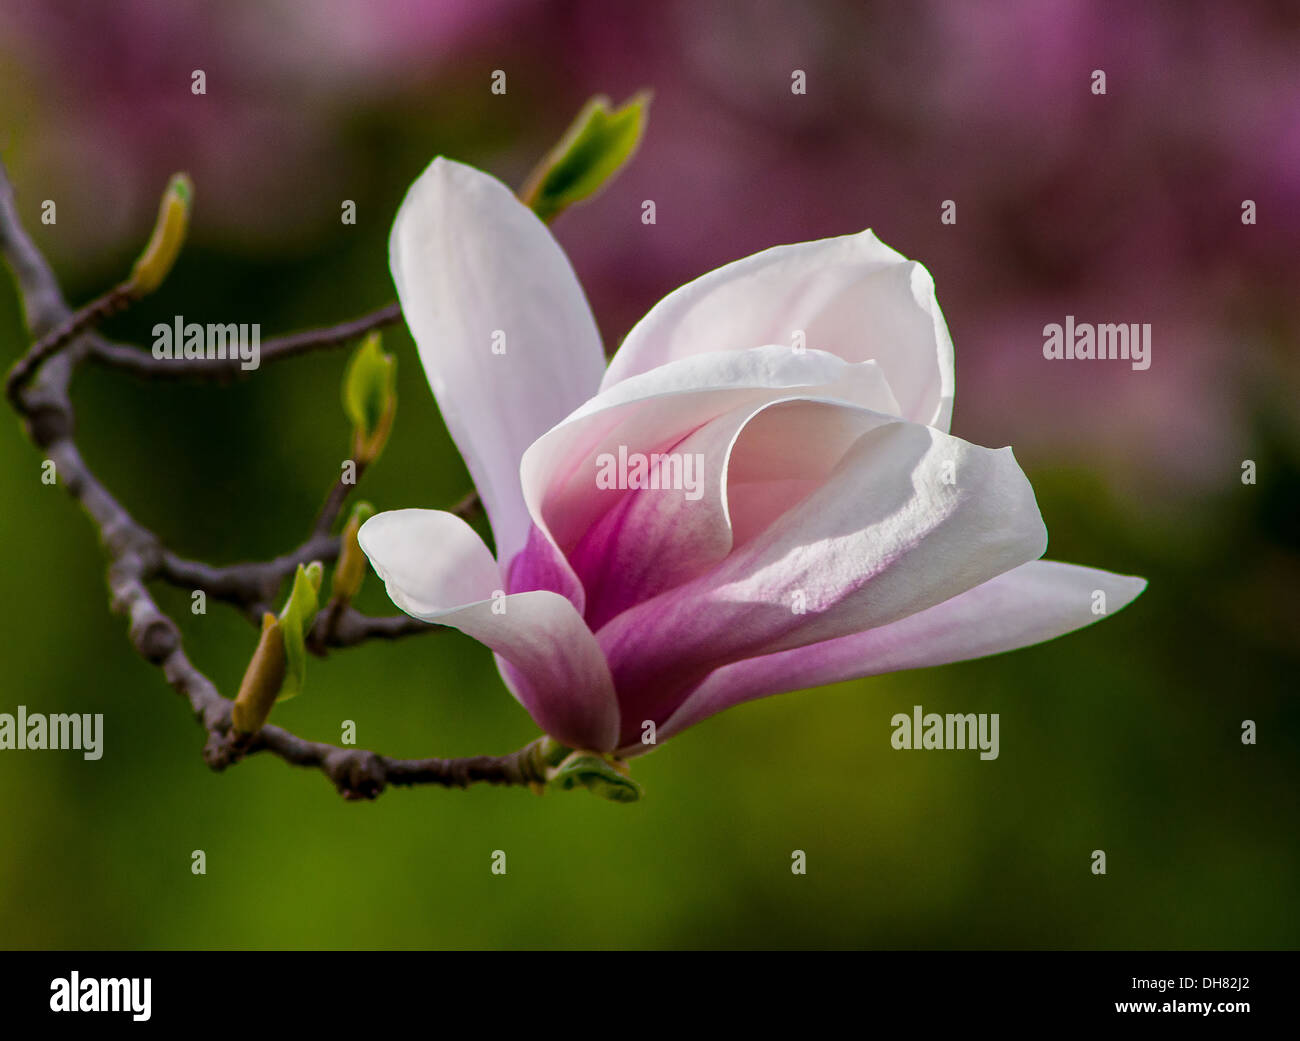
(127, 173), (192, 297)
(343, 333), (396, 464)
(231, 613), (287, 734)
(277, 561), (323, 703)
(330, 501), (375, 604)
(520, 92), (650, 223)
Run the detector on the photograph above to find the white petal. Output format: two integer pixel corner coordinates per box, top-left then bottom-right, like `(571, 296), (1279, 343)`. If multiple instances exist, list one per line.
(390, 157), (606, 564)
(358, 508), (502, 615)
(604, 230), (955, 430)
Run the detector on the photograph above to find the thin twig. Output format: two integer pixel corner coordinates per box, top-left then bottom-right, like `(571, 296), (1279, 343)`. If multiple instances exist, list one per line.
(318, 605), (438, 647)
(206, 728), (548, 800)
(5, 283), (132, 404)
(311, 460), (368, 536)
(86, 301), (403, 381)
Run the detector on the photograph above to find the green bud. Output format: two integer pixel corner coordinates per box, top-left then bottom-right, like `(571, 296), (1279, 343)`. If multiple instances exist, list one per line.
(521, 91), (651, 223)
(343, 333), (396, 464)
(231, 613), (287, 734)
(276, 561), (323, 703)
(127, 173), (192, 297)
(330, 501), (375, 604)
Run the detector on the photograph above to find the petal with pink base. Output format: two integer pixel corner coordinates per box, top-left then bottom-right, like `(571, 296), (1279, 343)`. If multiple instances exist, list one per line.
(638, 560), (1147, 751)
(598, 420), (1047, 742)
(358, 508), (619, 752)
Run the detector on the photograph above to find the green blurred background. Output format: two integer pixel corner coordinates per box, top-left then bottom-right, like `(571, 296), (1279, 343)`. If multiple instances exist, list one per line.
(1, 0), (1297, 948)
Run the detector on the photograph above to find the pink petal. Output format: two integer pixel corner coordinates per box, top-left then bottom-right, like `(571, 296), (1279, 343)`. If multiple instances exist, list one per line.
(596, 419), (1047, 743)
(642, 560), (1147, 750)
(571, 394), (906, 628)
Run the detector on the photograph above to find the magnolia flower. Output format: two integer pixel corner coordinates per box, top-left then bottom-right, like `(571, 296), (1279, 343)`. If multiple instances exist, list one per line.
(358, 158), (1146, 757)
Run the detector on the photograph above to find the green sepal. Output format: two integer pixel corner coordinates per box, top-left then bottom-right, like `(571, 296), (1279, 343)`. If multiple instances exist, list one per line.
(547, 751), (643, 803)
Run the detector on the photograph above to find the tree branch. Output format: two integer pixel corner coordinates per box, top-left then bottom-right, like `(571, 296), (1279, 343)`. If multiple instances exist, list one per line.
(158, 534), (341, 619)
(206, 727), (548, 800)
(0, 159), (530, 800)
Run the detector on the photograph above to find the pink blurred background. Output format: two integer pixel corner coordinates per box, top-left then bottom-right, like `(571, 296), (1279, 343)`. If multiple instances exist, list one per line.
(4, 0), (1298, 497)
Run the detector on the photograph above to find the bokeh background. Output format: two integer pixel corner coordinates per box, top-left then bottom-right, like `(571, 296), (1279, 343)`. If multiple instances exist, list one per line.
(1, 0), (1297, 949)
